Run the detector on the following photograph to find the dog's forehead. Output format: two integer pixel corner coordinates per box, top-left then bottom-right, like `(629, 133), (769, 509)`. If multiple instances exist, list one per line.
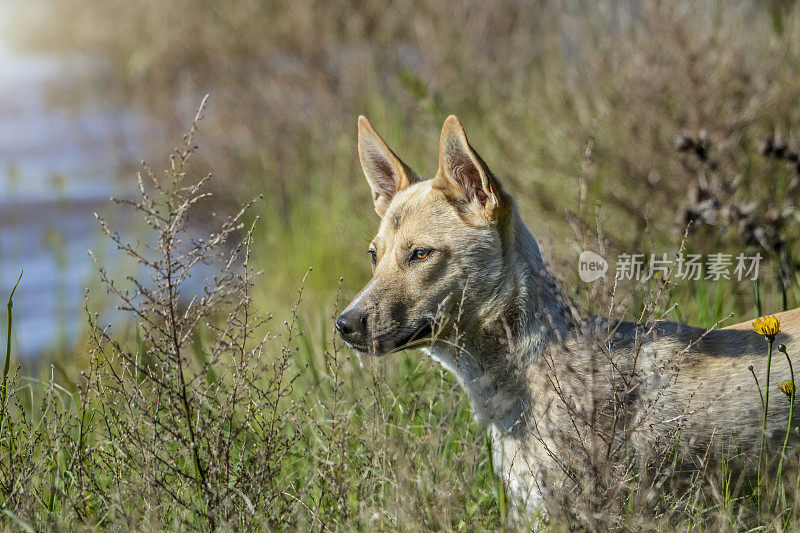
(376, 181), (456, 239)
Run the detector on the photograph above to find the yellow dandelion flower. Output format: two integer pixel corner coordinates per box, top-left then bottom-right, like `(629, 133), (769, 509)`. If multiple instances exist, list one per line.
(753, 315), (781, 340)
(778, 381), (794, 398)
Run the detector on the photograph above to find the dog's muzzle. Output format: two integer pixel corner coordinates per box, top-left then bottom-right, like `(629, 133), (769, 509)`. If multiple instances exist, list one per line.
(335, 308), (369, 350)
(336, 306), (434, 355)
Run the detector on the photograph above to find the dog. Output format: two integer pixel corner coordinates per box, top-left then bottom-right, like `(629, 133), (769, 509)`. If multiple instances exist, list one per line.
(336, 114), (800, 517)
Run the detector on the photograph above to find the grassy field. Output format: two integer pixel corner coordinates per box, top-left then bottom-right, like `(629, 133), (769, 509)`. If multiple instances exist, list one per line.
(3, 0), (800, 529)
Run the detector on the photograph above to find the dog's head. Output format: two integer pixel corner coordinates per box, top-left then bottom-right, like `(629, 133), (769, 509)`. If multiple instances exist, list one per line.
(336, 116), (514, 355)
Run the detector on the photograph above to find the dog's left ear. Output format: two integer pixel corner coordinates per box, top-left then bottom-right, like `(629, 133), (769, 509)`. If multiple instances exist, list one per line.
(358, 116), (418, 218)
(433, 115), (508, 222)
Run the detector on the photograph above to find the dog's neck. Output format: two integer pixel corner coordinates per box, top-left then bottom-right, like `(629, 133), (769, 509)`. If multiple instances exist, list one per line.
(425, 210), (577, 435)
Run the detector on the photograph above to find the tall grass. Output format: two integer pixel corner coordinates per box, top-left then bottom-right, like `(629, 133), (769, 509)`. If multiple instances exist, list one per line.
(0, 98), (794, 530)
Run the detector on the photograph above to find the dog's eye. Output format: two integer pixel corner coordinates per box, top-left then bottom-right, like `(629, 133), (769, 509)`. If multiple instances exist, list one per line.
(410, 249), (432, 262)
(369, 250), (377, 266)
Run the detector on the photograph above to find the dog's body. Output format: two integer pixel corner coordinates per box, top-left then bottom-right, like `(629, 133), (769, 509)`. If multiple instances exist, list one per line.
(336, 115), (800, 514)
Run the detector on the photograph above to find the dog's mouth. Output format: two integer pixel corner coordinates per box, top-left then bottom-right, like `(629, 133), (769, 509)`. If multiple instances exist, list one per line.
(348, 320), (435, 356)
(389, 321), (434, 353)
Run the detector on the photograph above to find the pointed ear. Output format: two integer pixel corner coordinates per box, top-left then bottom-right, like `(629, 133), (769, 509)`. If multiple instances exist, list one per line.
(357, 116), (418, 218)
(433, 115), (508, 222)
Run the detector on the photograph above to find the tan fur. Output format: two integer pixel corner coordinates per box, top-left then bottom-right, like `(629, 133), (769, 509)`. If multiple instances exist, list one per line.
(337, 115), (800, 517)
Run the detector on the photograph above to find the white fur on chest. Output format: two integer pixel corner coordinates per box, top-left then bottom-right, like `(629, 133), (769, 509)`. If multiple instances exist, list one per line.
(422, 345), (544, 514)
(422, 345), (520, 429)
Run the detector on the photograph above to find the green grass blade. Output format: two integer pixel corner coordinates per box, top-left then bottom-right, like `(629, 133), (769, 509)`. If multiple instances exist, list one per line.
(0, 271), (22, 435)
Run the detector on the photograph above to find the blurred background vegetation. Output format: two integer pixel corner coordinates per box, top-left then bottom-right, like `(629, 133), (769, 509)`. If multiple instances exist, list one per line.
(7, 0), (800, 356)
(2, 0), (800, 529)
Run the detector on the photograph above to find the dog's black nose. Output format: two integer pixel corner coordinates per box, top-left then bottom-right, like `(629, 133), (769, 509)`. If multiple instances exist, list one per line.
(335, 309), (368, 346)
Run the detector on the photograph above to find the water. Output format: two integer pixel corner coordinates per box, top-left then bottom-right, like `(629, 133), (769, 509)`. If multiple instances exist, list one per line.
(0, 30), (141, 355)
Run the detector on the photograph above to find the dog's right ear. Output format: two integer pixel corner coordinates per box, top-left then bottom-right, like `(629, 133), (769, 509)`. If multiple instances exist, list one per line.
(434, 115), (508, 223)
(358, 116), (418, 218)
